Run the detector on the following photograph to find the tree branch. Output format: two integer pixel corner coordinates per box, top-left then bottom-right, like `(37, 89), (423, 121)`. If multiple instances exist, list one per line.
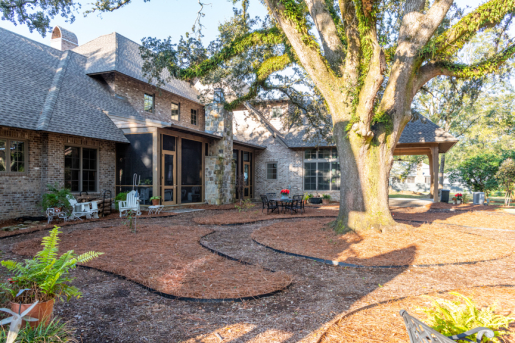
(179, 27), (285, 80)
(304, 0), (345, 73)
(424, 0), (515, 60)
(414, 43), (515, 94)
(224, 53), (293, 110)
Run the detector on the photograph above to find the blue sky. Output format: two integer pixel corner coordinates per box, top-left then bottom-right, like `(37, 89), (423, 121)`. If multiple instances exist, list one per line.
(0, 0), (495, 48)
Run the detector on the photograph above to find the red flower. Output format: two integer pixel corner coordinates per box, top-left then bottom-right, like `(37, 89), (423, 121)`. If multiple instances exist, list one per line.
(7, 278), (14, 284)
(280, 189), (290, 195)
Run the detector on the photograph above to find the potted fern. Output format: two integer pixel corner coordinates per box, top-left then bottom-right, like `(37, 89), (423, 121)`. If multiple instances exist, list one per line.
(150, 196), (161, 206)
(322, 194), (331, 205)
(0, 226), (102, 327)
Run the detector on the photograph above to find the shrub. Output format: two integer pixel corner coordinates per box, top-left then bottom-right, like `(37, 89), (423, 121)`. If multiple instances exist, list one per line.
(419, 292), (515, 343)
(0, 318), (77, 343)
(1, 226), (103, 303)
(114, 191), (129, 210)
(235, 199), (255, 212)
(322, 194), (331, 200)
(41, 183), (72, 212)
(303, 193), (313, 200)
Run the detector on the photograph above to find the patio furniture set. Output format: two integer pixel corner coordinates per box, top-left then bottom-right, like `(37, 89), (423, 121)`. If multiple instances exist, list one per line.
(46, 190), (165, 224)
(260, 193), (305, 215)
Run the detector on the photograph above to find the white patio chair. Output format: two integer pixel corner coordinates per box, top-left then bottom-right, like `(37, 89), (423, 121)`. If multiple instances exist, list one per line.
(90, 201), (99, 219)
(66, 195), (93, 221)
(118, 190), (141, 217)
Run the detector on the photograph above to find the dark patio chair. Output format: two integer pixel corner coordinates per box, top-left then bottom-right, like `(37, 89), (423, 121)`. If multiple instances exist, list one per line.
(260, 195), (279, 214)
(284, 195), (304, 214)
(266, 192), (276, 199)
(400, 310), (494, 343)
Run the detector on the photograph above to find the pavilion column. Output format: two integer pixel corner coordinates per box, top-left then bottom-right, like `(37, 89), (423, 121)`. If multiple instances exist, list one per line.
(431, 146), (439, 202)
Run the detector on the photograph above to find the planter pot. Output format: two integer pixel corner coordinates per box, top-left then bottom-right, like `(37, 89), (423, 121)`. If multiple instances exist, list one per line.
(280, 195), (289, 200)
(308, 197), (322, 204)
(151, 199), (160, 206)
(322, 199), (330, 205)
(457, 199), (462, 204)
(10, 299), (54, 327)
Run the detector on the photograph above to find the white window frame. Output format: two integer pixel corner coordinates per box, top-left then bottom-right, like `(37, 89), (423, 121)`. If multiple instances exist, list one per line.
(0, 138), (28, 174)
(64, 145), (99, 193)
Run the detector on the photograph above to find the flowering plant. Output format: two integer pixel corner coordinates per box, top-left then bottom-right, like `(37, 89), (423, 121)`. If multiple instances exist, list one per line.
(280, 189), (290, 195)
(455, 193), (463, 199)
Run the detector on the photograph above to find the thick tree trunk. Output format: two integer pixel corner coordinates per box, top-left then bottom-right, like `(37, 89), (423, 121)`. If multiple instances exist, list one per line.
(332, 123), (401, 233)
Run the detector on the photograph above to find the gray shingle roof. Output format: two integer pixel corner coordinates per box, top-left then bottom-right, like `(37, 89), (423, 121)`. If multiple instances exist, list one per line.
(0, 27), (129, 143)
(246, 104), (457, 149)
(73, 33), (201, 104)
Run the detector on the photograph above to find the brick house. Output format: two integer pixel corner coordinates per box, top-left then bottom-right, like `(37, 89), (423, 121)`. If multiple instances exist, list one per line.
(0, 26), (458, 220)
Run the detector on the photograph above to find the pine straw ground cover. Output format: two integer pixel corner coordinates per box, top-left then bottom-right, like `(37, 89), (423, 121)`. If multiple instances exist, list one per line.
(319, 286), (515, 343)
(12, 224), (292, 300)
(251, 219), (512, 266)
(392, 206), (515, 230)
(0, 211), (178, 239)
(193, 207), (338, 225)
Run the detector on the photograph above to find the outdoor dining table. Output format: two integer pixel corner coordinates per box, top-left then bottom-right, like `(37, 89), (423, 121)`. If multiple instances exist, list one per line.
(270, 198), (295, 213)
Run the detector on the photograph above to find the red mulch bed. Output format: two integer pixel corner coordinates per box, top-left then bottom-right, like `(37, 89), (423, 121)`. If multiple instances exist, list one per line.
(319, 286), (515, 343)
(193, 208), (338, 225)
(13, 225), (292, 300)
(251, 219), (512, 266)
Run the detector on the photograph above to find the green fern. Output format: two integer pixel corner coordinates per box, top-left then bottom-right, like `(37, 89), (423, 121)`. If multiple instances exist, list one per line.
(419, 292), (515, 343)
(1, 226), (103, 303)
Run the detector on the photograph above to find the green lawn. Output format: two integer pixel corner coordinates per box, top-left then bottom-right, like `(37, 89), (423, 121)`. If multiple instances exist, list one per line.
(388, 194), (430, 199)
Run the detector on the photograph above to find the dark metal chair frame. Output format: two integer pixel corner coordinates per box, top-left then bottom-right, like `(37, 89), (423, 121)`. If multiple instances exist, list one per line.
(283, 195), (304, 214)
(400, 310), (495, 343)
(260, 195), (279, 214)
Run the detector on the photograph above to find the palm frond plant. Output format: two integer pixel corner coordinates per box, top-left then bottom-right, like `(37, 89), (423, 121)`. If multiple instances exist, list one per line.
(419, 292), (515, 342)
(1, 226), (103, 303)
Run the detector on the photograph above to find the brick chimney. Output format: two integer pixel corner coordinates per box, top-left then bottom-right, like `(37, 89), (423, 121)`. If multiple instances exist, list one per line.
(50, 26), (78, 51)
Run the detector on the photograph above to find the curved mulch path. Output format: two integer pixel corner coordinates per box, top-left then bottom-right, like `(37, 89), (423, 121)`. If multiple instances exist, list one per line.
(251, 219), (512, 267)
(13, 224), (292, 301)
(318, 286), (515, 343)
(193, 208), (338, 225)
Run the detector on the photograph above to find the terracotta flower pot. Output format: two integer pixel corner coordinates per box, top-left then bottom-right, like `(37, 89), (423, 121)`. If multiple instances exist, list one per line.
(152, 199), (160, 206)
(322, 199), (330, 205)
(10, 299), (54, 327)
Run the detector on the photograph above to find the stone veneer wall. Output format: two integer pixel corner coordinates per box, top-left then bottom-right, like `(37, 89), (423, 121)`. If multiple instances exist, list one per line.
(0, 127), (116, 220)
(109, 73), (205, 131)
(204, 103), (235, 205)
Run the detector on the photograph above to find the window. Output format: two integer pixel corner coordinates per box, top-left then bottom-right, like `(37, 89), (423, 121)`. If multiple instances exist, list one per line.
(0, 139), (26, 173)
(406, 176), (415, 184)
(303, 148), (340, 191)
(272, 107), (283, 117)
(425, 176), (431, 184)
(144, 94), (154, 112)
(214, 88), (225, 103)
(305, 149), (317, 159)
(171, 102), (180, 121)
(267, 163), (277, 180)
(65, 146), (97, 192)
(191, 109), (198, 125)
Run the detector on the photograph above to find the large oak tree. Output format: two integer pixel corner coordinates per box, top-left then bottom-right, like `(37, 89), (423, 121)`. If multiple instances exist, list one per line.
(4, 0), (515, 232)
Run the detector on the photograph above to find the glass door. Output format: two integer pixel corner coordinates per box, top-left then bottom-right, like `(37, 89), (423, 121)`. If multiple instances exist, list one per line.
(243, 161), (250, 199)
(162, 152), (176, 205)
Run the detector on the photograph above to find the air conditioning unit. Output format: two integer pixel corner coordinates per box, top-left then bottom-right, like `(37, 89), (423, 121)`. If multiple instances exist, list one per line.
(473, 192), (485, 205)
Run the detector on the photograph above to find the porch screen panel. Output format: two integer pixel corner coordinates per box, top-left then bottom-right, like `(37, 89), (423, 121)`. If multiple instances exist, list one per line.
(181, 139), (203, 203)
(116, 134), (153, 187)
(331, 162), (341, 190)
(0, 140), (5, 172)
